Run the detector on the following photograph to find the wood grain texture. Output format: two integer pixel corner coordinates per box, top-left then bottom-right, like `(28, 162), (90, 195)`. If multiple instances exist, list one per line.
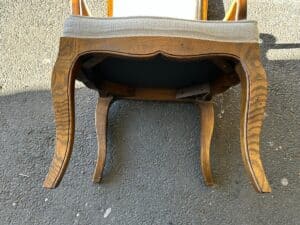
(44, 36), (270, 192)
(43, 57), (75, 189)
(98, 80), (209, 101)
(75, 37), (244, 57)
(93, 96), (113, 183)
(238, 46), (271, 193)
(199, 102), (215, 186)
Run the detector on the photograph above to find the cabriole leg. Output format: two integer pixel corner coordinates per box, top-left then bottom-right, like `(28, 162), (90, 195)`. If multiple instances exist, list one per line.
(199, 102), (215, 186)
(43, 58), (75, 189)
(93, 96), (113, 183)
(237, 58), (271, 193)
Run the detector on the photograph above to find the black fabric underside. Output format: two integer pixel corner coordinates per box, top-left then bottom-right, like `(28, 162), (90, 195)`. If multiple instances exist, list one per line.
(80, 54), (224, 89)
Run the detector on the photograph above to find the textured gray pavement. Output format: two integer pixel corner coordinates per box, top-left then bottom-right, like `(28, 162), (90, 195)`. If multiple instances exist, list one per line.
(0, 0), (300, 224)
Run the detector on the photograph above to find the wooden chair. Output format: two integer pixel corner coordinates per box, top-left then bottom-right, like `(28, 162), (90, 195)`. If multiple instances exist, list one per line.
(43, 0), (271, 193)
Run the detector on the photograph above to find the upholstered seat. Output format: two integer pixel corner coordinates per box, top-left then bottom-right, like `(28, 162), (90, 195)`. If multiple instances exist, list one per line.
(64, 16), (258, 43)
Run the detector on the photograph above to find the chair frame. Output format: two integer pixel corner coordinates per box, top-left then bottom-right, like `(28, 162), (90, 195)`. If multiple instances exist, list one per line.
(43, 0), (271, 193)
(71, 0), (247, 20)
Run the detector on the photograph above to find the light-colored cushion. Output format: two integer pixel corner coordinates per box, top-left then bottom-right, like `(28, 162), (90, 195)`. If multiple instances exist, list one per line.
(113, 0), (202, 20)
(63, 16), (259, 43)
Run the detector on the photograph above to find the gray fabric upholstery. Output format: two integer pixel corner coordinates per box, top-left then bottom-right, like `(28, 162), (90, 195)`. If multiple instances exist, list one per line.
(63, 16), (259, 43)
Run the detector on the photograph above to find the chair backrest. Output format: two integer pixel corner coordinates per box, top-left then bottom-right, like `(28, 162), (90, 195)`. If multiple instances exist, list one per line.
(71, 0), (247, 21)
(111, 0), (203, 20)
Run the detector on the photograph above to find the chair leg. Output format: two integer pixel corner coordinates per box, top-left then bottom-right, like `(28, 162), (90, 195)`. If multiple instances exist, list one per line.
(237, 60), (272, 193)
(199, 102), (215, 186)
(43, 58), (75, 189)
(93, 96), (113, 183)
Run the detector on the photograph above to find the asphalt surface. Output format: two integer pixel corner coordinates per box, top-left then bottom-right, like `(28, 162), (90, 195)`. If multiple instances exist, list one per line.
(0, 0), (299, 224)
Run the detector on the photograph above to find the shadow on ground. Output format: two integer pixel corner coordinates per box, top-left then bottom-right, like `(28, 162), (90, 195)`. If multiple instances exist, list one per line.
(0, 34), (299, 224)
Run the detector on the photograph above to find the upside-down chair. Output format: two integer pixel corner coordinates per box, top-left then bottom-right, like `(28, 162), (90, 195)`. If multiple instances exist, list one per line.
(44, 0), (271, 193)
